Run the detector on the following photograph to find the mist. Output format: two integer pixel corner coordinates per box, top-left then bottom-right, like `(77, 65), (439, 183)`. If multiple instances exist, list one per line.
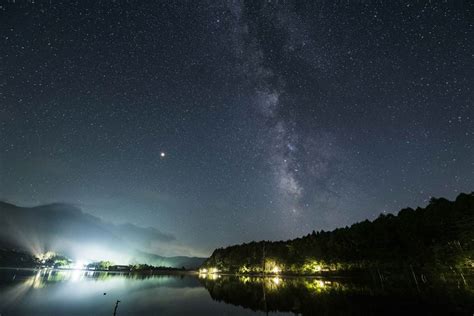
(0, 201), (205, 268)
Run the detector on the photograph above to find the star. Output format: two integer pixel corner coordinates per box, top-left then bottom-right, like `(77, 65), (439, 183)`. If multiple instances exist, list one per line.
(1, 0), (470, 256)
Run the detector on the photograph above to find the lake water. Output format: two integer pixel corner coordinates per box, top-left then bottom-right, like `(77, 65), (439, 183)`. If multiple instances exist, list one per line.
(0, 268), (472, 315)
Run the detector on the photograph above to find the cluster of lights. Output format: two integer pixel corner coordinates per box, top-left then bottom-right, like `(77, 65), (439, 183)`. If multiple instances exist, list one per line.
(72, 260), (87, 270)
(302, 260), (324, 274)
(263, 259), (283, 275)
(35, 251), (92, 271)
(36, 251), (55, 264)
(199, 267), (219, 274)
(199, 267), (221, 280)
(271, 266), (281, 274)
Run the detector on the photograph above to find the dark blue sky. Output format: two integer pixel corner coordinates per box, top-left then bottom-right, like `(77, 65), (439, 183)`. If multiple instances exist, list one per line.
(1, 1), (472, 256)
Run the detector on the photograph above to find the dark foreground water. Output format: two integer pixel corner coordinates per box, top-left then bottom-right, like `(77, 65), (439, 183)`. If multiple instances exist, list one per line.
(0, 268), (472, 315)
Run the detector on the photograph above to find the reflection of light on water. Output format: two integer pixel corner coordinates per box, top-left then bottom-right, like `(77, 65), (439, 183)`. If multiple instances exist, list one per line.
(0, 269), (44, 306)
(199, 273), (221, 280)
(210, 274), (220, 280)
(239, 276), (251, 284)
(70, 269), (84, 282)
(33, 270), (45, 288)
(265, 276), (284, 291)
(272, 277), (281, 285)
(32, 268), (89, 284)
(198, 267), (221, 280)
(1, 268), (175, 311)
(303, 279), (337, 293)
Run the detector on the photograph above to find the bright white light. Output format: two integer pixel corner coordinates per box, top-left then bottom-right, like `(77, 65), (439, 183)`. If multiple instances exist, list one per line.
(160, 152), (166, 158)
(70, 269), (83, 282)
(200, 267), (219, 274)
(73, 260), (87, 270)
(272, 277), (281, 285)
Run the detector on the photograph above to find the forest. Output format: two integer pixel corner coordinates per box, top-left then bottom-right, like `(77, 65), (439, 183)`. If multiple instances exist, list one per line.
(202, 193), (474, 274)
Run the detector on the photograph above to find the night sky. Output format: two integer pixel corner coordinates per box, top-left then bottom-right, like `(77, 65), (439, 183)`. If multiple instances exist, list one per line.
(1, 1), (472, 256)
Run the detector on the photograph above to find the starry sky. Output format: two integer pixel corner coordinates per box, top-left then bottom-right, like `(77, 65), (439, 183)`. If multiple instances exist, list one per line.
(1, 1), (472, 257)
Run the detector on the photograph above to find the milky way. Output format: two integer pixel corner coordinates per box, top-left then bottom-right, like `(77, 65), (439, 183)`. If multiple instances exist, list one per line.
(1, 1), (472, 256)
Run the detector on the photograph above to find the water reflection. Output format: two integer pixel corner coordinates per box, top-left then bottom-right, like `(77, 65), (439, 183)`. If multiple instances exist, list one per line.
(200, 273), (474, 315)
(0, 269), (224, 316)
(0, 268), (473, 315)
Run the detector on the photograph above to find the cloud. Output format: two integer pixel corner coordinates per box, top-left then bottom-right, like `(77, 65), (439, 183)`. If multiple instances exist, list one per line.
(115, 222), (176, 246)
(0, 201), (205, 265)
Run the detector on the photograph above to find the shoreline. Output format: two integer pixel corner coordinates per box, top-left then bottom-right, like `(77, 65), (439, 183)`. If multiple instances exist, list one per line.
(0, 266), (200, 275)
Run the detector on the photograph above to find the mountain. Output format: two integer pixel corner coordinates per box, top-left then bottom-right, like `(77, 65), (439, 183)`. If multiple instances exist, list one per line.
(202, 193), (474, 274)
(0, 201), (205, 269)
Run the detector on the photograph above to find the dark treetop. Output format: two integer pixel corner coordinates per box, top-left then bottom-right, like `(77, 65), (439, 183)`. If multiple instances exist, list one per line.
(203, 193), (474, 272)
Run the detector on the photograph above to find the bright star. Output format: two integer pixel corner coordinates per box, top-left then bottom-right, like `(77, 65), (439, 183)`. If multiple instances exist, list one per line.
(160, 152), (166, 158)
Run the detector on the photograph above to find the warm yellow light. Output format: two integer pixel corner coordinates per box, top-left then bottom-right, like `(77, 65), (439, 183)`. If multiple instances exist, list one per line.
(303, 261), (323, 273)
(272, 276), (281, 285)
(271, 266), (280, 274)
(239, 276), (250, 283)
(209, 273), (220, 280)
(200, 267), (219, 274)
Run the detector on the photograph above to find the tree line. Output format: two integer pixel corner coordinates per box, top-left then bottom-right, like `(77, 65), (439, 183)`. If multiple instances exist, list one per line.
(202, 193), (474, 274)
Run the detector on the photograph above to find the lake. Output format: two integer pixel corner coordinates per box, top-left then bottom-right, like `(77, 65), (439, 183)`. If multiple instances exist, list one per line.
(0, 268), (472, 315)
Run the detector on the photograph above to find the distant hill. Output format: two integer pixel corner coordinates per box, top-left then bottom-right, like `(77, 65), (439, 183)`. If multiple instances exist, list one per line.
(202, 193), (474, 273)
(0, 202), (205, 269)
